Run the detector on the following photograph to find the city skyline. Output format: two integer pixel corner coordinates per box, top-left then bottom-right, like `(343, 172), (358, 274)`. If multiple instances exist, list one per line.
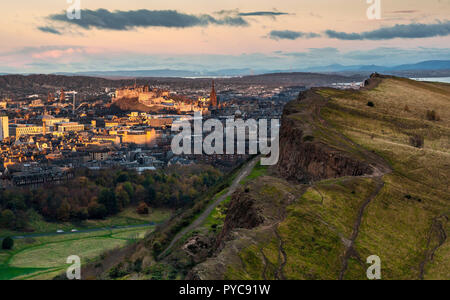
(0, 0), (449, 73)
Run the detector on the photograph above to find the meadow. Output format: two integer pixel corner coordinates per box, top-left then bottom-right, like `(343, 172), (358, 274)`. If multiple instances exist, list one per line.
(0, 207), (170, 280)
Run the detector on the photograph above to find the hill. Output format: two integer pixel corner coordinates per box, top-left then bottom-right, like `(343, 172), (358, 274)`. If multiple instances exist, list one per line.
(82, 75), (450, 280)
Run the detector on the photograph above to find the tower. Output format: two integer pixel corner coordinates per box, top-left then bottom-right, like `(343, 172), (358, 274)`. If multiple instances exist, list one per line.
(210, 80), (218, 108)
(47, 92), (54, 103)
(0, 115), (9, 141)
(60, 88), (65, 106)
(73, 93), (76, 115)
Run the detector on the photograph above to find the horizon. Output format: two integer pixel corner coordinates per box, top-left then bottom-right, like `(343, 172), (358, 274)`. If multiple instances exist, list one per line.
(1, 0), (449, 74)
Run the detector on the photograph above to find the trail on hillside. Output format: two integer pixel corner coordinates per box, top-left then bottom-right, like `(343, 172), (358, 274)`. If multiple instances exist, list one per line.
(158, 157), (260, 259)
(419, 214), (448, 280)
(307, 90), (393, 280)
(338, 177), (385, 280)
(274, 226), (287, 280)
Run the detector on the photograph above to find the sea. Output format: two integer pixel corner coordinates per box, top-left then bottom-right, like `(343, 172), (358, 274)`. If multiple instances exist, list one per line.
(410, 77), (450, 84)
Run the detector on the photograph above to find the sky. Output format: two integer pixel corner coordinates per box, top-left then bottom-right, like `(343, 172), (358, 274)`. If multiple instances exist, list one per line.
(0, 0), (449, 73)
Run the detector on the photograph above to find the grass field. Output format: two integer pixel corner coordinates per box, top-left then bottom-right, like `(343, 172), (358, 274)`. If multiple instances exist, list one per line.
(0, 227), (153, 280)
(0, 207), (172, 238)
(0, 207), (171, 280)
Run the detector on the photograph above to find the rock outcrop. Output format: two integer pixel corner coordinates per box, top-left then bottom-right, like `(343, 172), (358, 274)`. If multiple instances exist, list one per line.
(214, 189), (265, 251)
(277, 90), (373, 183)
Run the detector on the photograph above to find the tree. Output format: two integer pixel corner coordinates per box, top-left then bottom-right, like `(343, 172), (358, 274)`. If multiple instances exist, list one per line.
(56, 199), (71, 222)
(116, 172), (130, 183)
(136, 202), (149, 215)
(115, 186), (130, 210)
(146, 187), (156, 205)
(0, 210), (15, 229)
(98, 188), (118, 215)
(88, 202), (108, 219)
(2, 236), (14, 250)
(122, 182), (134, 198)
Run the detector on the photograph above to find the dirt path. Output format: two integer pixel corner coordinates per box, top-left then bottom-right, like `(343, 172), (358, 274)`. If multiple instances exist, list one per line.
(419, 215), (448, 280)
(158, 157), (260, 259)
(259, 248), (269, 280)
(274, 226), (287, 280)
(339, 177), (385, 280)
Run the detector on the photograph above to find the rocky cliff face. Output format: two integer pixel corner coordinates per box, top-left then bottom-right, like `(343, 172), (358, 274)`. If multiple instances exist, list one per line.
(214, 189), (266, 251)
(277, 91), (373, 183)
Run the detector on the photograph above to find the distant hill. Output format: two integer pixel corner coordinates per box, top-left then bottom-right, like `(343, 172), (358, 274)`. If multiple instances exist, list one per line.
(304, 60), (450, 73)
(52, 60), (450, 77)
(54, 68), (258, 78)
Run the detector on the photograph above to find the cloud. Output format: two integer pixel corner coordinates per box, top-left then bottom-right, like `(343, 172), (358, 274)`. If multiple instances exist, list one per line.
(37, 26), (61, 35)
(31, 48), (84, 59)
(269, 30), (321, 40)
(44, 9), (249, 31)
(238, 11), (289, 17)
(326, 21), (450, 40)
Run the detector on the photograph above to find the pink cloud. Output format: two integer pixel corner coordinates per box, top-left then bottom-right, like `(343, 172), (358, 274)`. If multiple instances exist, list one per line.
(31, 48), (84, 59)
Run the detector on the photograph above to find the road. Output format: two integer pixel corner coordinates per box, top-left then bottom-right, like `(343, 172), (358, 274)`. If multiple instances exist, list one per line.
(159, 157), (260, 259)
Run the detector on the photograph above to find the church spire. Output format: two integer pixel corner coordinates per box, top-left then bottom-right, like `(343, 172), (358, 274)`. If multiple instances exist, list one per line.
(210, 80), (218, 107)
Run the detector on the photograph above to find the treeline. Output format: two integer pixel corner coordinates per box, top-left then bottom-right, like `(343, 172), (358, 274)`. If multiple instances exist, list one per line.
(0, 165), (222, 231)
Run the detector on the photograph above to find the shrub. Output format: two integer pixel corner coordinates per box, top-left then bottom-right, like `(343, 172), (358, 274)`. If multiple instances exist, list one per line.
(367, 101), (375, 107)
(2, 236), (14, 250)
(136, 202), (149, 215)
(152, 241), (162, 255)
(404, 105), (410, 112)
(133, 258), (143, 273)
(409, 134), (424, 148)
(109, 263), (128, 279)
(303, 135), (315, 142)
(426, 110), (440, 121)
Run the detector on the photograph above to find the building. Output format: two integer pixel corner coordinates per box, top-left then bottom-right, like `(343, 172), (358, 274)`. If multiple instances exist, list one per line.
(42, 115), (70, 127)
(121, 129), (157, 146)
(210, 80), (218, 107)
(89, 148), (111, 161)
(57, 122), (85, 133)
(9, 124), (43, 137)
(60, 88), (65, 104)
(0, 116), (8, 141)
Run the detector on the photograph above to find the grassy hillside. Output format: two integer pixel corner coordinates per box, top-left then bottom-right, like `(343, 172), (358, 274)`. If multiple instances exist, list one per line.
(192, 75), (449, 280)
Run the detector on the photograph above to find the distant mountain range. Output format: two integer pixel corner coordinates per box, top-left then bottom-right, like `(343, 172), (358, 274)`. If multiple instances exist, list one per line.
(53, 68), (258, 78)
(52, 60), (450, 78)
(303, 60), (450, 73)
(1, 60), (449, 78)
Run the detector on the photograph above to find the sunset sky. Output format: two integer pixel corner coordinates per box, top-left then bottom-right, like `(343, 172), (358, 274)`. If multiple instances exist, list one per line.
(1, 0), (449, 73)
